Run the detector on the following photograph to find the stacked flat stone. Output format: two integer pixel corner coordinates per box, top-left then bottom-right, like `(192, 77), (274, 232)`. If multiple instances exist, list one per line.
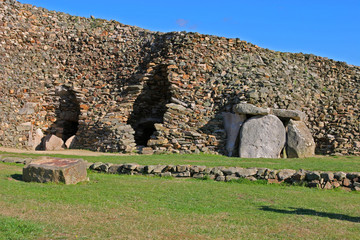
(1, 156), (359, 191)
(87, 161), (360, 191)
(0, 1), (359, 156)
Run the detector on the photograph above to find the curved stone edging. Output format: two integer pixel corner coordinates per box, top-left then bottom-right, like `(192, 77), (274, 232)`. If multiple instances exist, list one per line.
(1, 156), (359, 191)
(88, 162), (360, 191)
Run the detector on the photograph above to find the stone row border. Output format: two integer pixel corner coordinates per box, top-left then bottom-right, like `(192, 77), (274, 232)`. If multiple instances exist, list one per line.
(1, 156), (359, 191)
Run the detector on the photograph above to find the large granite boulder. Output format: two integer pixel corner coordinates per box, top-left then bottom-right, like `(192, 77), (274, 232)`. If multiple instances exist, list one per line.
(286, 120), (315, 158)
(239, 115), (286, 158)
(222, 112), (246, 157)
(43, 134), (65, 151)
(23, 157), (87, 184)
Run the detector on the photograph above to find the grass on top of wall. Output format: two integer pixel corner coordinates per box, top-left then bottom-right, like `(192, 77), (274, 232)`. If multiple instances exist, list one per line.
(0, 163), (359, 239)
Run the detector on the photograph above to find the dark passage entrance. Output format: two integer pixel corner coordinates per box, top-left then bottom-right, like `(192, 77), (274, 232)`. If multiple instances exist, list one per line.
(133, 119), (159, 146)
(55, 86), (80, 142)
(128, 65), (171, 146)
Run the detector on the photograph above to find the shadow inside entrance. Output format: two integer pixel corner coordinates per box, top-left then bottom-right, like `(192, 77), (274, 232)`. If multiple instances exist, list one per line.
(127, 64), (171, 147)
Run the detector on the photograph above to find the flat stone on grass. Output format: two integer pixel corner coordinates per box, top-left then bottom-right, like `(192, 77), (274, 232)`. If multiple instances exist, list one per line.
(23, 157), (87, 185)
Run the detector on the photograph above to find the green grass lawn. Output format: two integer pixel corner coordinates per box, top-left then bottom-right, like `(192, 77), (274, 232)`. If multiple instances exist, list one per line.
(1, 151), (360, 172)
(0, 162), (359, 239)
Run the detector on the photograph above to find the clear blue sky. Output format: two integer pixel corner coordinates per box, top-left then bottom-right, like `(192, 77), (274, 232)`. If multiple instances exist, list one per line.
(19, 0), (360, 66)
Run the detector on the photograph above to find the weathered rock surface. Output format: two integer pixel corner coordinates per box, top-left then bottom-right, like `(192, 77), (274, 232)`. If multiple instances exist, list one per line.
(6, 155), (360, 191)
(354, 182), (360, 191)
(65, 135), (77, 149)
(272, 109), (306, 121)
(33, 129), (44, 150)
(222, 112), (246, 157)
(277, 169), (297, 181)
(306, 171), (321, 181)
(236, 168), (258, 177)
(43, 135), (65, 151)
(286, 120), (316, 158)
(0, 1), (359, 156)
(233, 103), (270, 116)
(239, 115), (286, 158)
(23, 157), (87, 184)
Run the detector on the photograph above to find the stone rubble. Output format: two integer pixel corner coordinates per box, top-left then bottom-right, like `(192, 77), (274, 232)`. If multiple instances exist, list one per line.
(0, 0), (359, 156)
(2, 155), (359, 191)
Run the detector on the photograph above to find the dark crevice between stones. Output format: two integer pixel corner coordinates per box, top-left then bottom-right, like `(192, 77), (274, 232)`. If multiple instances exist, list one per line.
(54, 85), (80, 142)
(128, 64), (171, 147)
(133, 119), (160, 146)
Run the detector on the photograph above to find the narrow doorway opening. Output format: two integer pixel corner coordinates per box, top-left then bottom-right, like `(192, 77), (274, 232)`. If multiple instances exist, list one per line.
(55, 86), (80, 142)
(128, 65), (171, 146)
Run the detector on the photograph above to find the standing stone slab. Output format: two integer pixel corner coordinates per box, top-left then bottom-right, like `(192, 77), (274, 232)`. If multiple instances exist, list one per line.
(222, 112), (246, 157)
(239, 115), (286, 158)
(33, 129), (44, 150)
(23, 157), (87, 184)
(286, 120), (315, 158)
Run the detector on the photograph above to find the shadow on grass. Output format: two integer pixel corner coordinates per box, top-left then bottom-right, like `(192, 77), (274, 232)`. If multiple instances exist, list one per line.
(10, 174), (23, 181)
(260, 206), (360, 223)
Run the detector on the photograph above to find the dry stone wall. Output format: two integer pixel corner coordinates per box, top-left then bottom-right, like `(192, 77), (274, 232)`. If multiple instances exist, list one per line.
(0, 0), (359, 155)
(1, 157), (359, 191)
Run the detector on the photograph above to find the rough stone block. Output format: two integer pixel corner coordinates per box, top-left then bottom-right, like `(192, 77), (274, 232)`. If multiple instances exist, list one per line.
(193, 173), (205, 179)
(291, 170), (307, 181)
(239, 115), (286, 158)
(353, 182), (360, 191)
(321, 172), (334, 181)
(65, 135), (77, 149)
(233, 103), (270, 116)
(16, 122), (32, 131)
(286, 120), (315, 158)
(141, 147), (154, 155)
(43, 134), (65, 151)
(322, 181), (333, 190)
(222, 112), (246, 157)
(236, 168), (258, 178)
(272, 109), (306, 121)
(306, 171), (321, 181)
(152, 165), (167, 173)
(222, 167), (239, 175)
(346, 172), (360, 180)
(23, 157), (87, 184)
(277, 169), (296, 181)
(225, 175), (239, 181)
(33, 128), (44, 150)
(334, 172), (347, 180)
(108, 164), (123, 174)
(176, 165), (188, 172)
(216, 175), (226, 181)
(160, 172), (172, 177)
